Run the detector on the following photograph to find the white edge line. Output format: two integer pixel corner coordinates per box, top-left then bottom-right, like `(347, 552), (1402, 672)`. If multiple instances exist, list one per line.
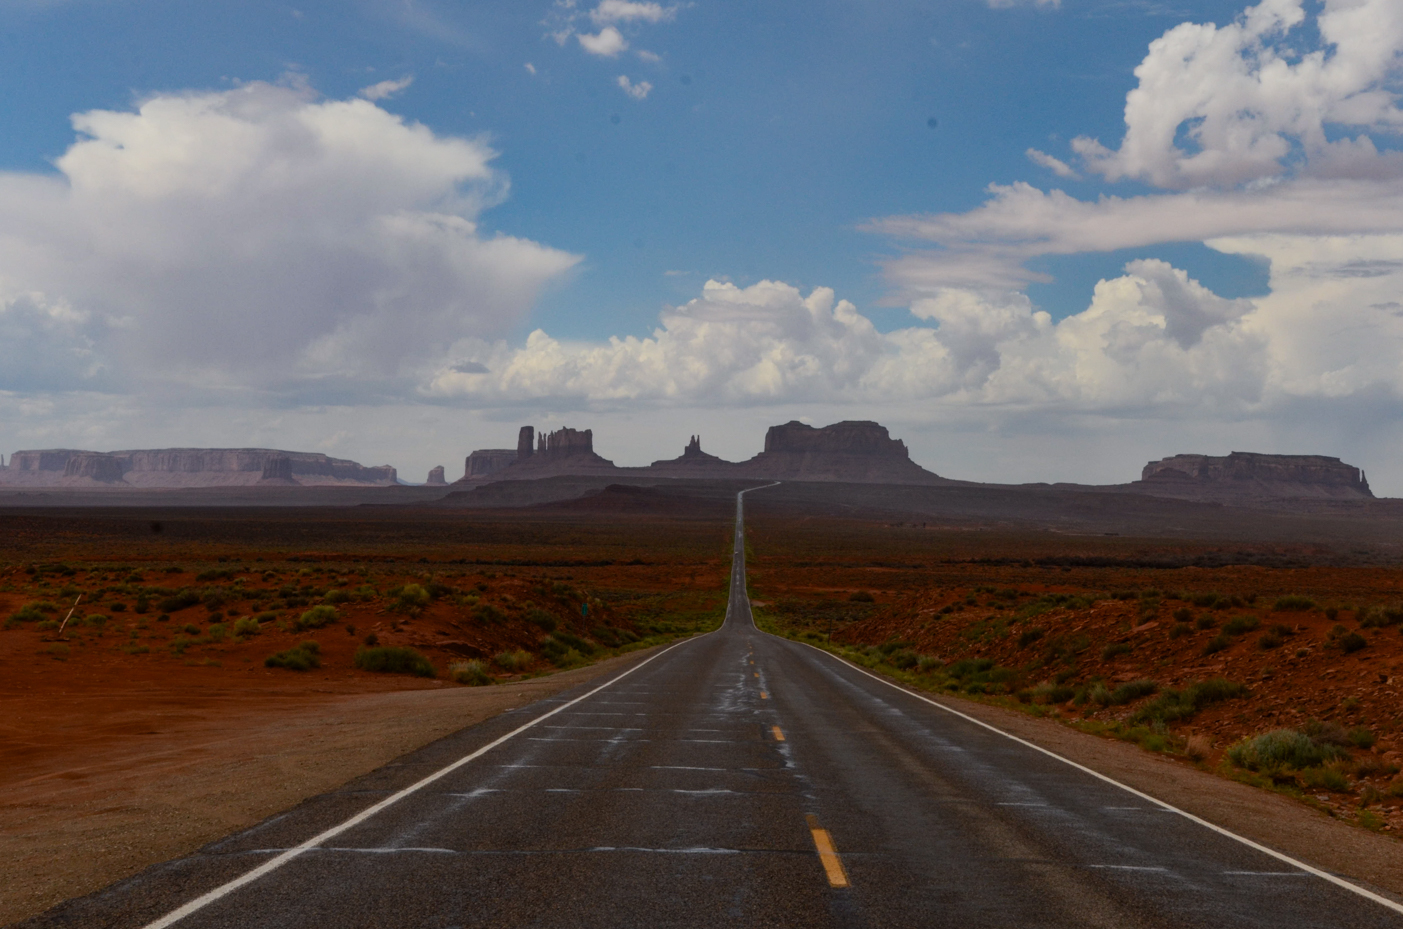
(142, 633), (711, 929)
(783, 636), (1403, 916)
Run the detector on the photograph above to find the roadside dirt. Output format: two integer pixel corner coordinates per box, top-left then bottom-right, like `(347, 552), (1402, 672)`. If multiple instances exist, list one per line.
(0, 648), (662, 926)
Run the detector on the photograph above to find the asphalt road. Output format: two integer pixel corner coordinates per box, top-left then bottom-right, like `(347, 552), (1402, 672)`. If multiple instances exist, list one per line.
(19, 488), (1403, 928)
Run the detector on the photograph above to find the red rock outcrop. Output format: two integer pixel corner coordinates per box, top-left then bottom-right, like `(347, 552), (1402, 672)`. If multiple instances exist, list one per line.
(737, 421), (945, 484)
(648, 436), (737, 475)
(1134, 452), (1373, 501)
(425, 466), (447, 486)
(0, 448), (396, 488)
(62, 454), (127, 484)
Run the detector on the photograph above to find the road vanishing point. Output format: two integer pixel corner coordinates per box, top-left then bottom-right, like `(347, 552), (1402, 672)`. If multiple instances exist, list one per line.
(22, 487), (1403, 928)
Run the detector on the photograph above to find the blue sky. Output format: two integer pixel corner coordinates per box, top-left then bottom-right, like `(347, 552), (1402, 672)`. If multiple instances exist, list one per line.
(1, 0), (1402, 489)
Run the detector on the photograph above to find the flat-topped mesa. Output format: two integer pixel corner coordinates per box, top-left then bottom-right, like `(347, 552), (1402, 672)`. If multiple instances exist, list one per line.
(1138, 452), (1373, 500)
(461, 449), (517, 482)
(425, 466), (447, 486)
(257, 456), (298, 485)
(537, 427), (595, 459)
(0, 448), (397, 487)
(497, 425), (618, 476)
(740, 420), (945, 484)
(63, 453), (126, 484)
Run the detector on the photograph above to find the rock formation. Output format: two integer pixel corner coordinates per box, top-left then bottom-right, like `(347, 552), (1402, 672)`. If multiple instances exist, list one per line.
(425, 466), (447, 485)
(459, 449), (517, 482)
(62, 453), (127, 484)
(257, 456), (298, 485)
(1133, 452), (1373, 501)
(0, 448), (397, 488)
(736, 421), (945, 484)
(648, 435), (736, 475)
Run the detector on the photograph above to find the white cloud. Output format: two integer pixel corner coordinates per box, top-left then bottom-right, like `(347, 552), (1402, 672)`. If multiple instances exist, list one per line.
(524, 62), (537, 75)
(1026, 148), (1079, 179)
(0, 80), (579, 398)
(616, 75), (653, 100)
(358, 74), (414, 101)
(986, 0), (1061, 9)
(590, 0), (675, 25)
(1073, 0), (1403, 189)
(636, 49), (662, 64)
(578, 26), (628, 57)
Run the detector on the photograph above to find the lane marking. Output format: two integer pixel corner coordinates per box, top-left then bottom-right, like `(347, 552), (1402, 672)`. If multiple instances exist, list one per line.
(784, 638), (1403, 916)
(805, 815), (850, 888)
(771, 725), (786, 741)
(140, 634), (711, 929)
(761, 691), (769, 699)
(1088, 864), (1170, 872)
(754, 672), (760, 678)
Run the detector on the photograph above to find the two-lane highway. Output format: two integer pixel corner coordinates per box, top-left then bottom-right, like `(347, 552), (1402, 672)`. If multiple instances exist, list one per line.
(20, 487), (1402, 927)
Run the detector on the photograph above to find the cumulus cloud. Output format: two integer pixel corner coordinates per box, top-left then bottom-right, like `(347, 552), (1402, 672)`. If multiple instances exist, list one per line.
(0, 80), (579, 397)
(1072, 0), (1403, 189)
(578, 25), (628, 56)
(986, 0), (1061, 8)
(616, 75), (652, 100)
(1026, 148), (1079, 179)
(590, 0), (675, 25)
(358, 74), (414, 101)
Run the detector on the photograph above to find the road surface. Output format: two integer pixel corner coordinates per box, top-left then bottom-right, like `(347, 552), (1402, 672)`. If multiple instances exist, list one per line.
(20, 487), (1402, 928)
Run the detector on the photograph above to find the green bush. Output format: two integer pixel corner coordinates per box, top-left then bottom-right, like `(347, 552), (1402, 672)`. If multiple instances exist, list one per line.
(540, 636), (586, 667)
(1031, 682), (1075, 704)
(158, 590), (201, 613)
(526, 608), (558, 631)
(1273, 596), (1315, 612)
(323, 588), (351, 604)
(1018, 628), (1046, 648)
(1349, 727), (1377, 749)
(294, 605), (339, 631)
(848, 591), (875, 603)
(1130, 678), (1248, 725)
(1171, 607), (1193, 623)
(232, 616), (261, 637)
(1195, 615), (1217, 630)
(1201, 634), (1230, 655)
(494, 649), (532, 671)
(1299, 765), (1351, 792)
(355, 645), (435, 677)
(472, 603), (506, 625)
(886, 649), (919, 670)
(391, 584), (431, 613)
(266, 641), (321, 671)
(1257, 630), (1282, 649)
(1223, 615), (1260, 635)
(1109, 679), (1158, 705)
(450, 659), (492, 685)
(1168, 622), (1191, 639)
(1325, 624), (1368, 653)
(1228, 729), (1345, 771)
(1101, 642), (1132, 660)
(553, 630), (596, 655)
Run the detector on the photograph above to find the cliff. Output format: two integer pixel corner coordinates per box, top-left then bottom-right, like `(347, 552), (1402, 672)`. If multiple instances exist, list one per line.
(1133, 452), (1373, 501)
(0, 448), (397, 488)
(492, 426), (620, 478)
(425, 466), (447, 486)
(648, 436), (737, 475)
(736, 421), (945, 484)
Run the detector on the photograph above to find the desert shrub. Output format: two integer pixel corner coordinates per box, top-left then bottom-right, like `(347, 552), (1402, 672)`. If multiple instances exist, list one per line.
(1191, 593), (1221, 608)
(45, 643), (70, 660)
(232, 616), (261, 637)
(195, 568), (236, 582)
(390, 584), (431, 613)
(1031, 682), (1075, 704)
(1168, 622), (1192, 639)
(1228, 729), (1345, 771)
(1184, 733), (1213, 761)
(450, 660), (493, 686)
(158, 590), (201, 613)
(1301, 719), (1351, 747)
(1273, 595), (1315, 612)
(1325, 625), (1368, 653)
(1089, 683), (1113, 705)
(1101, 642), (1132, 660)
(207, 611), (224, 623)
(1172, 608), (1193, 623)
(1299, 765), (1351, 792)
(206, 623), (228, 642)
(916, 655), (943, 672)
(323, 588), (351, 604)
(1195, 615), (1217, 630)
(1201, 634), (1230, 655)
(1018, 628), (1046, 648)
(1109, 679), (1158, 705)
(494, 650), (531, 671)
(540, 636), (586, 667)
(848, 590), (875, 603)
(1257, 630), (1282, 650)
(109, 602), (127, 613)
(886, 649), (919, 670)
(1349, 727), (1377, 750)
(1130, 678), (1248, 724)
(472, 603), (506, 625)
(294, 605), (339, 631)
(8, 601), (58, 626)
(1360, 605), (1403, 628)
(553, 630), (596, 655)
(355, 645), (435, 677)
(134, 597), (150, 614)
(526, 608), (558, 631)
(1223, 615), (1259, 636)
(424, 580), (455, 600)
(254, 611), (279, 624)
(265, 641), (321, 671)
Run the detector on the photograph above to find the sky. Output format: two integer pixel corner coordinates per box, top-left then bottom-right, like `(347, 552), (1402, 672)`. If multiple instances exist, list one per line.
(1, 0), (1402, 490)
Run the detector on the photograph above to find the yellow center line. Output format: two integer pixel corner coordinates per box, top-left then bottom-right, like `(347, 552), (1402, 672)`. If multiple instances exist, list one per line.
(771, 725), (785, 741)
(805, 814), (850, 888)
(754, 672), (760, 678)
(760, 691), (769, 699)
